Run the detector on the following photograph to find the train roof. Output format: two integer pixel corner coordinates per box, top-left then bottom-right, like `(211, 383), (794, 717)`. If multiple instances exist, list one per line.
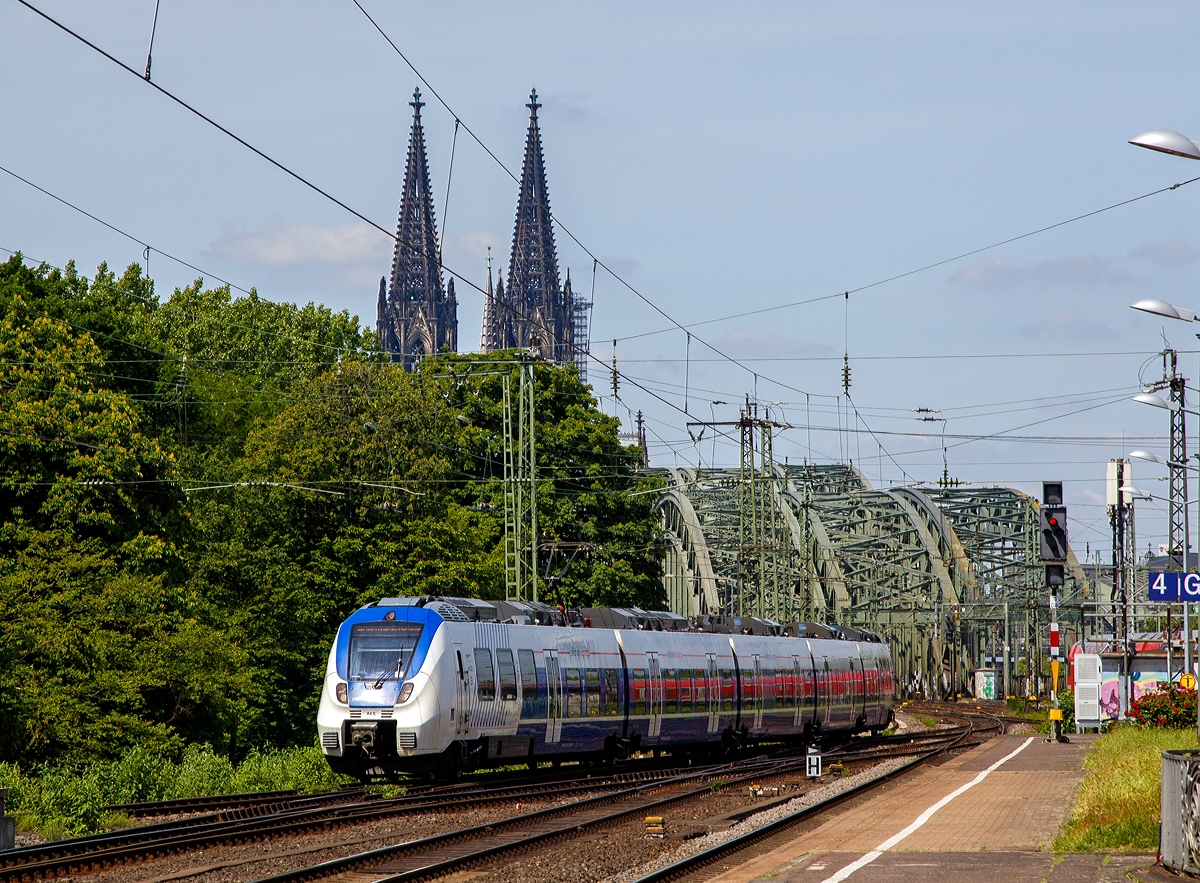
(368, 596), (885, 643)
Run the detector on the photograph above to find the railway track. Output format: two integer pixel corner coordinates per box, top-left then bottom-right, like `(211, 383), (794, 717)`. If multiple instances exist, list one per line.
(0, 754), (785, 882)
(239, 724), (991, 883)
(0, 721), (994, 883)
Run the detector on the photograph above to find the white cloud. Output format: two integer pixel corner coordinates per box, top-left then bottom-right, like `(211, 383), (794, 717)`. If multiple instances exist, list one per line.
(1013, 306), (1115, 341)
(715, 328), (836, 359)
(948, 251), (1127, 289)
(1129, 240), (1199, 268)
(210, 217), (391, 267)
(441, 230), (507, 281)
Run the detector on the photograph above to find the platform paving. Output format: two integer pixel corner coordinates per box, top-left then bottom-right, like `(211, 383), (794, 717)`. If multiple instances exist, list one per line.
(704, 732), (1159, 883)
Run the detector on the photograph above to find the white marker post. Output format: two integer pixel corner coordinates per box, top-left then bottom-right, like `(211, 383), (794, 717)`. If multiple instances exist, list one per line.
(807, 746), (823, 778)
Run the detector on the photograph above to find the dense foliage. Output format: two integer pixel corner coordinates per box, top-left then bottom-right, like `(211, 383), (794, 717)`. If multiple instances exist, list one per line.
(0, 746), (344, 839)
(0, 254), (664, 769)
(1130, 685), (1198, 729)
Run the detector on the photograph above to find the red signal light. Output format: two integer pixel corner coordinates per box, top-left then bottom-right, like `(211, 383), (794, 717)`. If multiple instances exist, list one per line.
(1048, 517), (1058, 526)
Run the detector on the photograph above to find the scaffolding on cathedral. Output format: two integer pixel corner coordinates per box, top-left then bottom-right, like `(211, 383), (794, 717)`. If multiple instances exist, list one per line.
(572, 293), (592, 382)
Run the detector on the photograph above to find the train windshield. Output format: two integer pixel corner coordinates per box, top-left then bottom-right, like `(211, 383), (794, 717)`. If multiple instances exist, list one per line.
(348, 622), (424, 683)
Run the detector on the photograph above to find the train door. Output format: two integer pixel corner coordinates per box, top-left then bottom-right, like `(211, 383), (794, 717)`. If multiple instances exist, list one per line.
(543, 650), (562, 744)
(648, 653), (662, 738)
(850, 657), (864, 724)
(706, 654), (719, 734)
(453, 643), (469, 736)
(792, 656), (803, 728)
(818, 655), (830, 729)
(751, 655), (764, 730)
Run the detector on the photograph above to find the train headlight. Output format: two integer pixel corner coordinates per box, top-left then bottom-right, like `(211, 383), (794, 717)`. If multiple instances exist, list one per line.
(398, 682), (414, 704)
(335, 682), (348, 704)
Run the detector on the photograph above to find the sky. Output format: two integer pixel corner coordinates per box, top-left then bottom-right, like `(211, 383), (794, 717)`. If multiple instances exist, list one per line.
(3, 1), (1200, 561)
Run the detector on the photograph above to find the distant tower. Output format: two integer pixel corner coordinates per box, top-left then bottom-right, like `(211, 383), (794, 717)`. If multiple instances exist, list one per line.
(376, 87), (457, 369)
(481, 88), (585, 372)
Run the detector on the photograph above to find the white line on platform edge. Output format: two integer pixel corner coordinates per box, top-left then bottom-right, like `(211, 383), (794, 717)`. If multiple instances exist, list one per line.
(819, 736), (1035, 883)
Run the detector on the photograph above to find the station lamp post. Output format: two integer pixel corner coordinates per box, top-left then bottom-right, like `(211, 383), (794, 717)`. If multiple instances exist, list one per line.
(1130, 127), (1200, 738)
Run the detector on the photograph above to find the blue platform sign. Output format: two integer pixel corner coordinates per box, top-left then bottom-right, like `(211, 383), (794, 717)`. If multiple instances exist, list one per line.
(1149, 571), (1200, 602)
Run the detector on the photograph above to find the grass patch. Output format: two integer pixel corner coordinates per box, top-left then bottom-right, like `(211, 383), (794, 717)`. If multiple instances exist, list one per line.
(1055, 725), (1198, 851)
(0, 744), (351, 841)
(919, 716), (939, 728)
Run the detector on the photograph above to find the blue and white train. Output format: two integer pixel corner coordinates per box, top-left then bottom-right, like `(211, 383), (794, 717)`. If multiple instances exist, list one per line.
(317, 597), (895, 779)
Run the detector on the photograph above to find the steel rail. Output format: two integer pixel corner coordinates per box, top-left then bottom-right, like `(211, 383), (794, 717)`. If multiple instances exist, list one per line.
(0, 755), (783, 882)
(247, 756), (812, 883)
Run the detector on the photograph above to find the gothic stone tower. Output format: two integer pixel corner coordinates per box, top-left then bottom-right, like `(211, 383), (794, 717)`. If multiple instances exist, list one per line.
(377, 88), (457, 370)
(481, 89), (575, 364)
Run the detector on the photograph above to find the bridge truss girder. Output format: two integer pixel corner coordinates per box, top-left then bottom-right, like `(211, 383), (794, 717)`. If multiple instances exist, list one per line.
(652, 464), (1094, 699)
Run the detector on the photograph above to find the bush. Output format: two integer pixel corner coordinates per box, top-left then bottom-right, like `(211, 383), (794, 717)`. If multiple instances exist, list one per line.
(1130, 686), (1198, 729)
(1058, 689), (1075, 732)
(2, 744), (350, 840)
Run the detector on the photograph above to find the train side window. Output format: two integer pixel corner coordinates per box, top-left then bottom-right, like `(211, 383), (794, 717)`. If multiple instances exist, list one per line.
(632, 668), (647, 715)
(586, 669), (601, 716)
(518, 649), (538, 701)
(763, 669), (776, 710)
(603, 668), (620, 715)
(662, 669), (677, 714)
(565, 668), (582, 717)
(474, 648), (495, 701)
(497, 649), (517, 701)
(679, 670), (692, 712)
(694, 668), (706, 709)
(720, 669), (734, 712)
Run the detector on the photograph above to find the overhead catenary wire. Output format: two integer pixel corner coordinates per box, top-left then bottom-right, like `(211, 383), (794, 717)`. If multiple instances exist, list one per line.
(18, 1), (1191, 489)
(0, 163), (254, 296)
(8, 3), (702, 459)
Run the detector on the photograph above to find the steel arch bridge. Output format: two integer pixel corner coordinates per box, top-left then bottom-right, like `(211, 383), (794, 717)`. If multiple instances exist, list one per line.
(653, 465), (1090, 698)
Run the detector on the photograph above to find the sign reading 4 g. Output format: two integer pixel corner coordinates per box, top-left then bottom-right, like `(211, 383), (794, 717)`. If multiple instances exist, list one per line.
(1149, 571), (1200, 602)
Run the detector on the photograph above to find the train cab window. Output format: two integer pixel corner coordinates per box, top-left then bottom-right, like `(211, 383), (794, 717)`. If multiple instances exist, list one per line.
(518, 649), (538, 702)
(720, 669), (734, 712)
(497, 649), (517, 701)
(694, 669), (706, 709)
(763, 669), (776, 710)
(603, 668), (619, 715)
(632, 668), (647, 715)
(662, 669), (677, 714)
(586, 669), (601, 716)
(474, 648), (495, 701)
(565, 668), (582, 717)
(348, 621), (424, 684)
(679, 671), (692, 712)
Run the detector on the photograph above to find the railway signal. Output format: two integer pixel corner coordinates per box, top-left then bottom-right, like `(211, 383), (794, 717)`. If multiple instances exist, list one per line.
(1042, 482), (1069, 744)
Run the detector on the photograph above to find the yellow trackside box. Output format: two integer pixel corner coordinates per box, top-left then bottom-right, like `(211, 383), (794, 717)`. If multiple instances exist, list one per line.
(1049, 709), (1063, 721)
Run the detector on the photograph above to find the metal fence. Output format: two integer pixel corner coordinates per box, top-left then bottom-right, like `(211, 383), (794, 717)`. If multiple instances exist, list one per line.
(1161, 749), (1200, 874)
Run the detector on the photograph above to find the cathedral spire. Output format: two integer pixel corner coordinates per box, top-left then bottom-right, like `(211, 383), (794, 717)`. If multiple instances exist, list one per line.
(377, 87), (458, 368)
(505, 87), (570, 360)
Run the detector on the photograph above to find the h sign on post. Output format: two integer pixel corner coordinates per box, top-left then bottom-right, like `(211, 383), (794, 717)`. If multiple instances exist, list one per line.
(1149, 572), (1200, 602)
(806, 747), (822, 778)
